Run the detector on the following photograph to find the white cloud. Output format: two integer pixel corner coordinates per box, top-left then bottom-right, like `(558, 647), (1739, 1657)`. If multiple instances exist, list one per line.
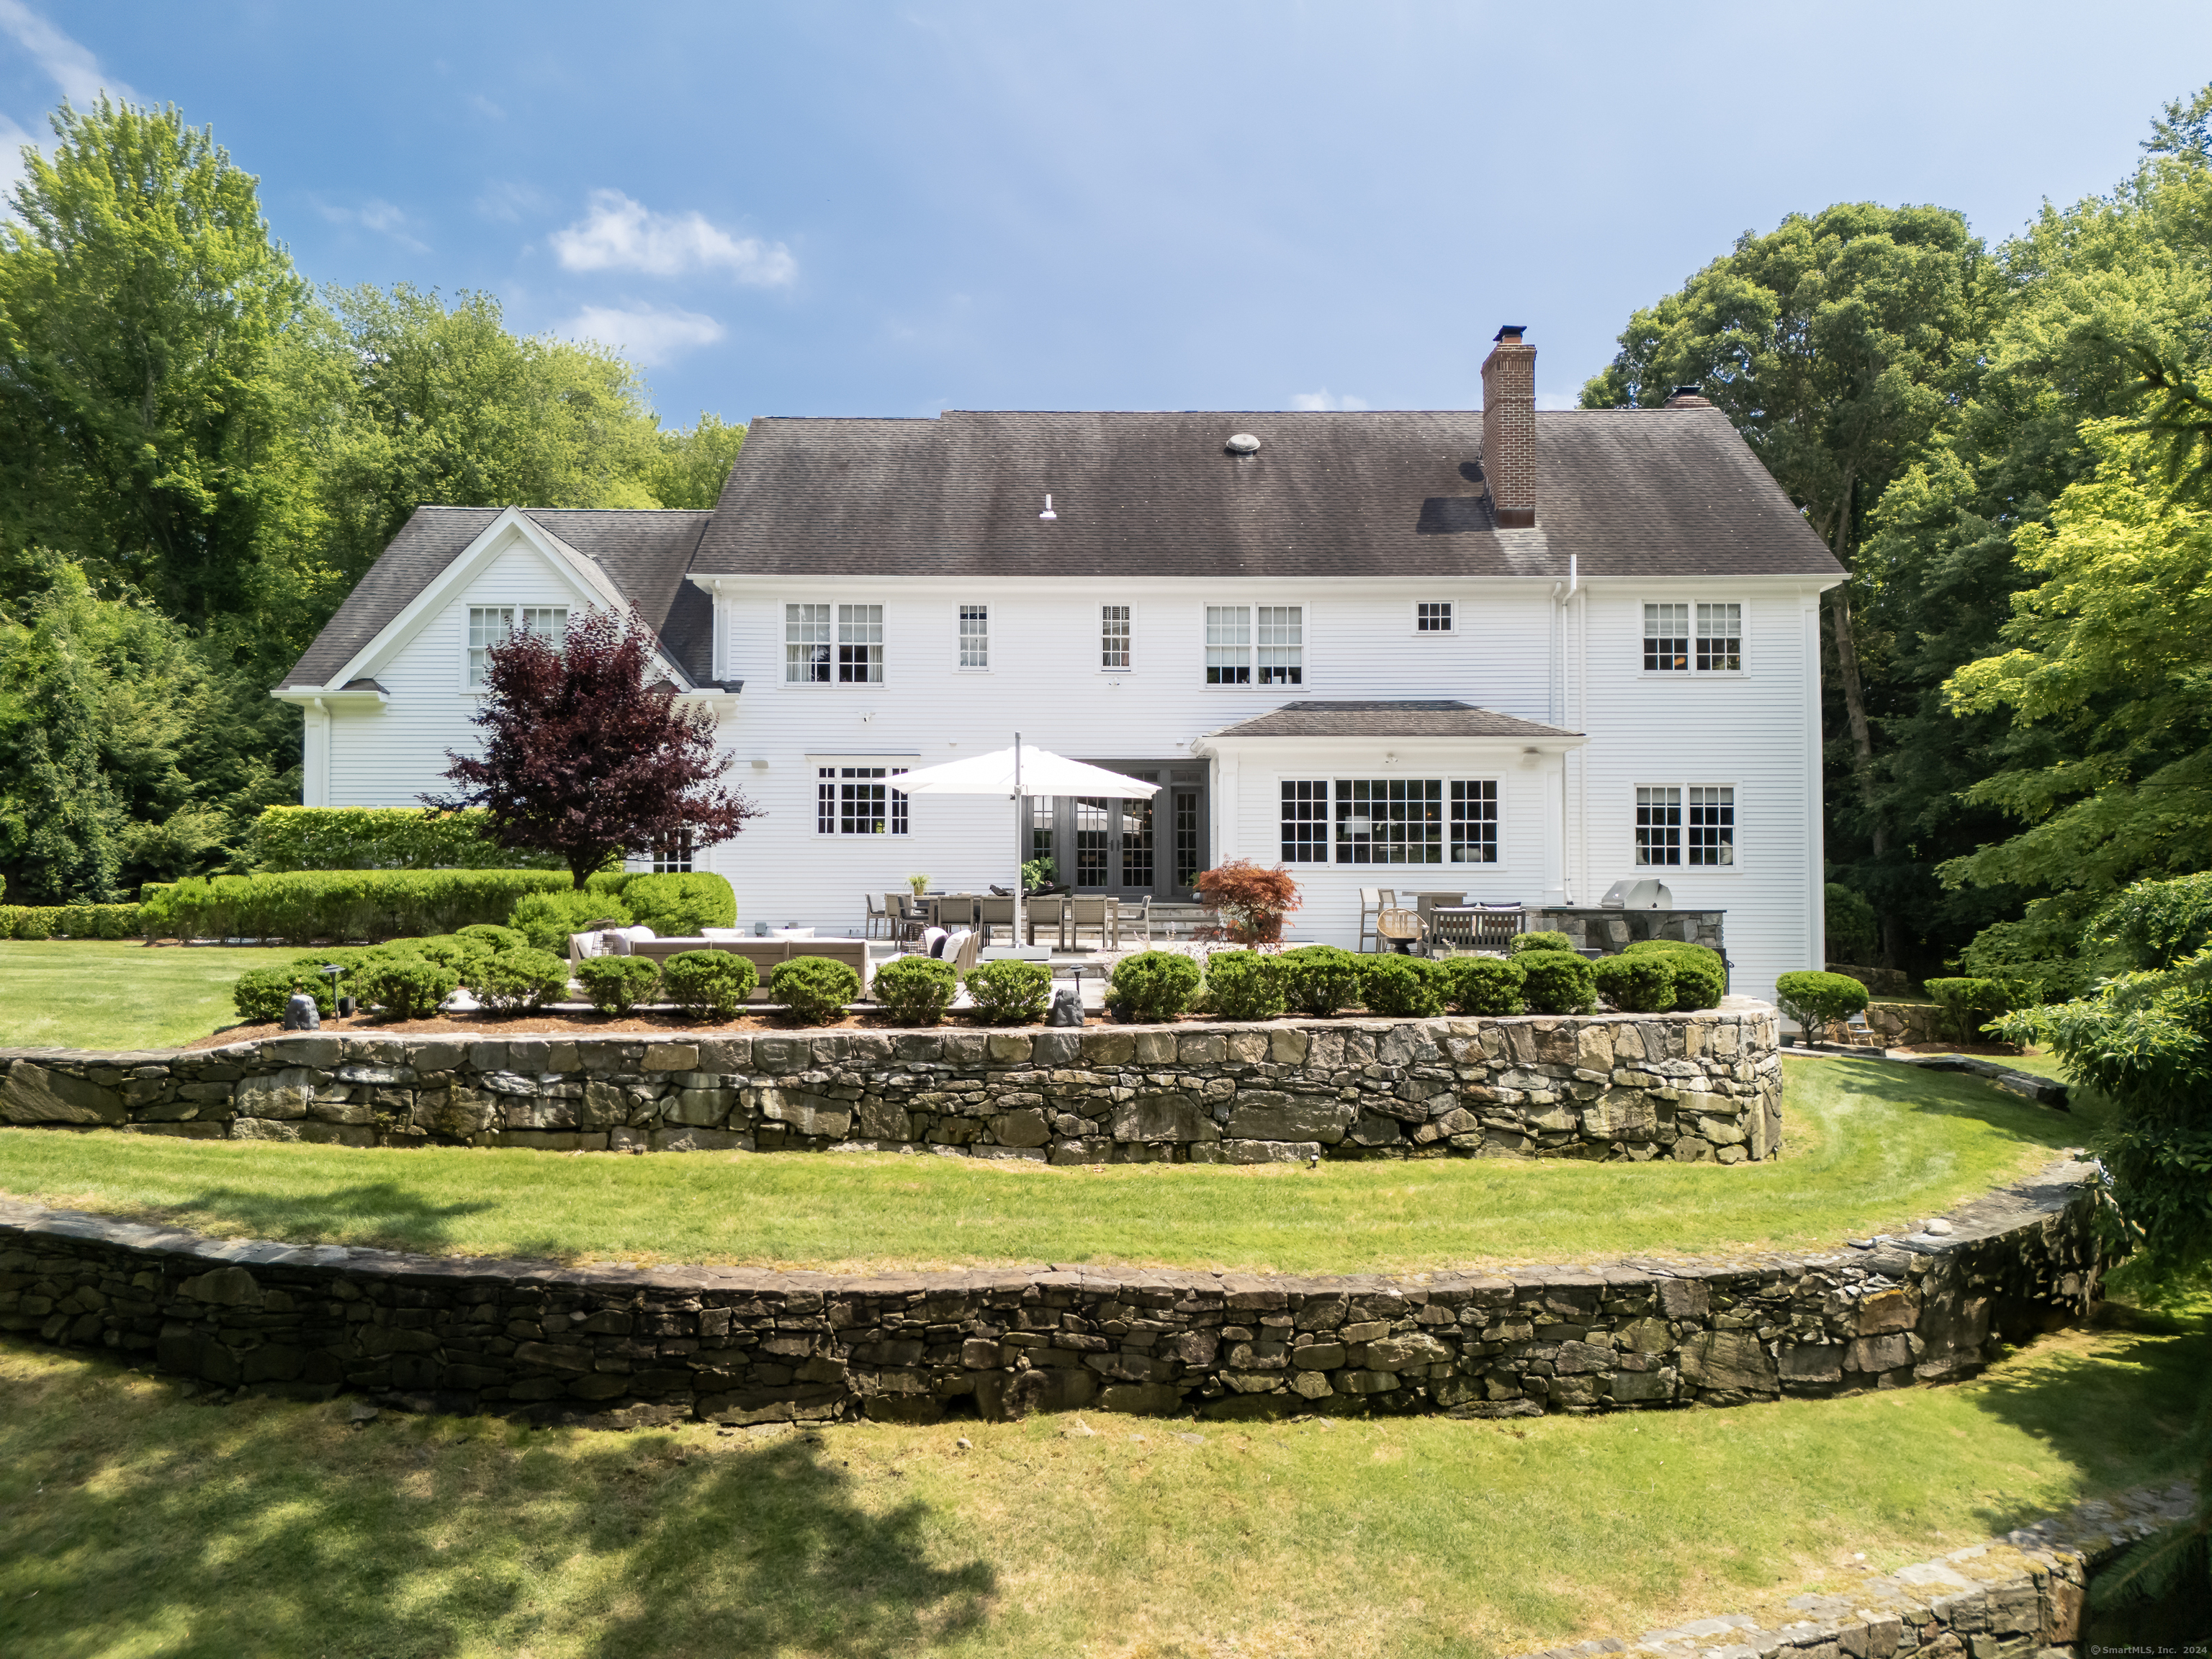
(1290, 390), (1370, 411)
(313, 195), (430, 253)
(562, 302), (726, 366)
(552, 189), (796, 286)
(475, 179), (548, 224)
(0, 111), (36, 206)
(0, 1), (139, 105)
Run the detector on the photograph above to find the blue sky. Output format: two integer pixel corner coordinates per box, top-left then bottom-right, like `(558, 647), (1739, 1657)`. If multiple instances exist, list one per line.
(5, 1), (2210, 425)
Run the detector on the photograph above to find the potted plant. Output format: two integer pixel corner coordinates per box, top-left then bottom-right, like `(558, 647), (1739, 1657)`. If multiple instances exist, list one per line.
(907, 873), (931, 896)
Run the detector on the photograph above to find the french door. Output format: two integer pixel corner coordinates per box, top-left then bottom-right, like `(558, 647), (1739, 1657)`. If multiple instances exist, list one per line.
(1025, 760), (1208, 900)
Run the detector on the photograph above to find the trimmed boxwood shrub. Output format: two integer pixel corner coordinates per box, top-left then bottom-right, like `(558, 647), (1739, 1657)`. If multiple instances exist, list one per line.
(1509, 930), (1575, 956)
(1110, 950), (1202, 1022)
(1360, 954), (1447, 1017)
(1624, 939), (1727, 1010)
(251, 805), (563, 872)
(405, 934), (487, 973)
(666, 950), (760, 1020)
(770, 956), (858, 1024)
(871, 955), (958, 1026)
(511, 889), (634, 953)
(457, 923), (526, 956)
(1923, 975), (2013, 1044)
(9, 907), (54, 940)
(1277, 944), (1364, 1017)
(1204, 950), (1285, 1021)
(576, 956), (661, 1015)
(591, 871), (736, 935)
(1592, 953), (1678, 1013)
(1442, 955), (1524, 1015)
(138, 868), (572, 945)
(356, 955), (461, 1020)
(1517, 949), (1598, 1015)
(467, 947), (571, 1014)
(1774, 969), (1869, 1044)
(232, 966), (338, 1023)
(966, 958), (1053, 1025)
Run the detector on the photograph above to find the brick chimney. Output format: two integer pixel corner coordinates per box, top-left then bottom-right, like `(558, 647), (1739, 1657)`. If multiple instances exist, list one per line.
(1480, 325), (1537, 529)
(1662, 384), (1712, 408)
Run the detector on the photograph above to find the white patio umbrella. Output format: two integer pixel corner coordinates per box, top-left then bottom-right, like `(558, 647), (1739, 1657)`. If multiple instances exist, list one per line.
(889, 734), (1161, 949)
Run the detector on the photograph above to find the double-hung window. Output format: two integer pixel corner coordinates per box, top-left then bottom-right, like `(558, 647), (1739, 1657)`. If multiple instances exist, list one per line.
(785, 603), (832, 683)
(958, 604), (989, 670)
(1635, 784), (1735, 867)
(1102, 605), (1131, 670)
(1695, 603), (1740, 671)
(817, 766), (909, 835)
(466, 605), (566, 688)
(838, 604), (883, 683)
(651, 830), (693, 873)
(1277, 778), (1499, 865)
(1207, 604), (1303, 685)
(1644, 601), (1743, 673)
(786, 603), (884, 683)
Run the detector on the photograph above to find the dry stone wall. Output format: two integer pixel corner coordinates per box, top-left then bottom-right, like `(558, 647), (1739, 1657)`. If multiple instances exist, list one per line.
(0, 1000), (1783, 1165)
(0, 1156), (2100, 1426)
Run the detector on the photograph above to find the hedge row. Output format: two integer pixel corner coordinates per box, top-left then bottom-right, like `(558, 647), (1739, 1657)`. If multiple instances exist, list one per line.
(142, 870), (573, 945)
(2, 904), (144, 940)
(251, 806), (563, 873)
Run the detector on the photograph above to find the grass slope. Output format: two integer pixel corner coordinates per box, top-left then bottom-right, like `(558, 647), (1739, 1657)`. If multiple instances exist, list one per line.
(0, 1304), (2200, 1658)
(0, 1059), (2096, 1272)
(0, 941), (299, 1051)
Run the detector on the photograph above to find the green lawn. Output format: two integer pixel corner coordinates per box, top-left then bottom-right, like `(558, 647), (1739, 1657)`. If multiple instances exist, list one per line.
(0, 1058), (2097, 1272)
(0, 1300), (2199, 1659)
(0, 940), (298, 1051)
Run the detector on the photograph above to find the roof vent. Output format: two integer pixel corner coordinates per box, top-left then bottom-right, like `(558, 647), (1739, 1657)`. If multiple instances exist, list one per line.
(1225, 433), (1260, 455)
(1038, 493), (1057, 521)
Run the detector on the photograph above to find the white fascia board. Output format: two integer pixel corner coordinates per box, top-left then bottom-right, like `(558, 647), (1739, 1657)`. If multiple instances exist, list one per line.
(1196, 731), (1586, 758)
(269, 687), (388, 708)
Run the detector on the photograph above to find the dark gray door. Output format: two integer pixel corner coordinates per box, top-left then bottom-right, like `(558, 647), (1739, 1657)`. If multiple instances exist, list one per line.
(1024, 760), (1208, 900)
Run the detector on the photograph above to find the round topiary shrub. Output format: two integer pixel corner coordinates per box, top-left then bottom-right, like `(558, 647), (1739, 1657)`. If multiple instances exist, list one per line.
(233, 966), (336, 1023)
(467, 946), (571, 1014)
(575, 955), (661, 1015)
(1509, 930), (1575, 956)
(356, 955), (461, 1020)
(403, 934), (483, 973)
(1625, 940), (1727, 1010)
(1774, 969), (1869, 1044)
(457, 923), (527, 956)
(1276, 943), (1364, 1017)
(1923, 976), (2012, 1044)
(871, 954), (958, 1025)
(770, 956), (858, 1024)
(1516, 949), (1598, 1015)
(1204, 950), (1286, 1021)
(1360, 954), (1447, 1017)
(1110, 950), (1202, 1022)
(665, 950), (760, 1020)
(1441, 954), (1525, 1015)
(965, 958), (1053, 1025)
(1591, 953), (1678, 1013)
(511, 889), (634, 954)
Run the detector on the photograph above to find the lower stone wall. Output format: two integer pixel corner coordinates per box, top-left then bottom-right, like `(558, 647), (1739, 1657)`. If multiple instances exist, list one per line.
(0, 1156), (2100, 1426)
(0, 999), (1784, 1165)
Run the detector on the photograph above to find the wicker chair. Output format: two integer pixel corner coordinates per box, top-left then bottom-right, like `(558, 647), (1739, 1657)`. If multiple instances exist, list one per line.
(1374, 906), (1425, 956)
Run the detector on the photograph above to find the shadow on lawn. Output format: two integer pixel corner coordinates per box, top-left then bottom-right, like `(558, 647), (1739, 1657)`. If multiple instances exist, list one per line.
(0, 1342), (997, 1656)
(139, 1180), (502, 1256)
(1804, 1056), (2100, 1147)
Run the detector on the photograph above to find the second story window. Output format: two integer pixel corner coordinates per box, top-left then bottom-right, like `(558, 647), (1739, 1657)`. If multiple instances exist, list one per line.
(958, 604), (989, 670)
(837, 604), (884, 683)
(786, 603), (831, 683)
(467, 605), (565, 688)
(1643, 603), (1690, 672)
(1416, 601), (1454, 632)
(1102, 605), (1130, 670)
(1645, 601), (1743, 672)
(1696, 603), (1741, 671)
(1205, 606), (1250, 684)
(1207, 604), (1303, 685)
(1257, 606), (1303, 685)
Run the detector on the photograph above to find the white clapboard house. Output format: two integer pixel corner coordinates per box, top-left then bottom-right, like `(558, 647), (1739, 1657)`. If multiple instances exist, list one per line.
(274, 328), (1845, 1002)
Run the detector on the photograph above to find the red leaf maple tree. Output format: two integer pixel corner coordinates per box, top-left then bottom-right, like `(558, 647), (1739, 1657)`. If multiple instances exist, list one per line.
(424, 608), (760, 888)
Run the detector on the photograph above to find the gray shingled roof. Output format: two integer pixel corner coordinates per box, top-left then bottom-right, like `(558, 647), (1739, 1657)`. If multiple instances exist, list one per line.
(689, 408), (1842, 580)
(279, 508), (713, 689)
(1208, 701), (1579, 739)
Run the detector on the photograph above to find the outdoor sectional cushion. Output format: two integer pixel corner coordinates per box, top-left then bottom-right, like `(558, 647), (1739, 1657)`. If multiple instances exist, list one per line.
(700, 927), (742, 942)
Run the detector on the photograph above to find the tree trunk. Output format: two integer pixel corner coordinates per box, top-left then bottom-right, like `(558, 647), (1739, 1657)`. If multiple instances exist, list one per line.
(1820, 477), (1894, 964)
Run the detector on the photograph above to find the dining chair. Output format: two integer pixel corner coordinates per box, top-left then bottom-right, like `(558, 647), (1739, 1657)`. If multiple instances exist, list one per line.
(1068, 896), (1110, 949)
(1357, 887), (1398, 953)
(977, 895), (1016, 946)
(863, 894), (890, 940)
(1025, 894), (1069, 950)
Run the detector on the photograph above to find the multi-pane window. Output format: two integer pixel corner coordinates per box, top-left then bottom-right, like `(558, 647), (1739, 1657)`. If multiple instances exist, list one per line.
(467, 605), (567, 688)
(1074, 797), (1111, 886)
(651, 830), (693, 873)
(1257, 606), (1303, 684)
(1280, 780), (1330, 863)
(1102, 605), (1131, 670)
(1030, 795), (1054, 871)
(1205, 606), (1251, 684)
(1688, 786), (1735, 865)
(1122, 796), (1154, 888)
(1174, 789), (1202, 886)
(785, 603), (832, 683)
(837, 603), (884, 683)
(1205, 604), (1303, 685)
(1416, 601), (1454, 633)
(1450, 780), (1498, 863)
(958, 604), (989, 670)
(1635, 786), (1682, 866)
(1643, 603), (1690, 672)
(1695, 603), (1741, 672)
(1335, 778), (1444, 865)
(815, 766), (909, 835)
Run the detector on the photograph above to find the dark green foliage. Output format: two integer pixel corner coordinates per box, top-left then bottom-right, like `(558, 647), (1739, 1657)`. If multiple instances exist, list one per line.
(1623, 939), (1728, 1009)
(251, 807), (561, 872)
(1592, 953), (1678, 1014)
(1957, 918), (2095, 1005)
(871, 955), (957, 1026)
(1516, 950), (1599, 1015)
(4, 903), (140, 938)
(664, 950), (759, 1021)
(1922, 976), (2013, 1044)
(575, 955), (660, 1015)
(405, 935), (484, 973)
(1509, 931), (1574, 956)
(1109, 951), (1202, 1022)
(964, 959), (1053, 1026)
(467, 947), (570, 1015)
(509, 889), (634, 954)
(231, 965), (336, 1023)
(1359, 955), (1447, 1018)
(1774, 970), (1871, 1043)
(1203, 951), (1286, 1021)
(135, 868), (571, 945)
(456, 924), (526, 956)
(1441, 955), (1524, 1016)
(768, 956), (857, 1025)
(598, 871), (735, 935)
(1275, 945), (1364, 1017)
(1825, 884), (1879, 963)
(355, 954), (460, 1020)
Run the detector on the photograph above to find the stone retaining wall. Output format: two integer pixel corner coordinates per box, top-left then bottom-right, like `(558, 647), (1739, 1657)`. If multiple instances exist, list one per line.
(0, 999), (1784, 1165)
(0, 1155), (2100, 1426)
